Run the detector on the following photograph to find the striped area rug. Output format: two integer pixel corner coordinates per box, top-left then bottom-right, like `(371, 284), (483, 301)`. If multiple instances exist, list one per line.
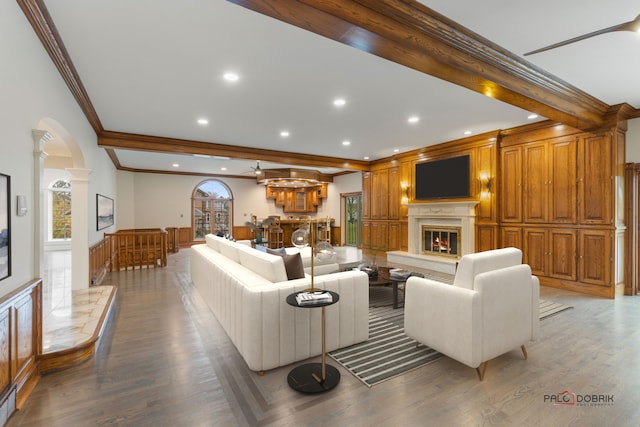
(539, 299), (573, 319)
(328, 313), (441, 387)
(329, 285), (572, 387)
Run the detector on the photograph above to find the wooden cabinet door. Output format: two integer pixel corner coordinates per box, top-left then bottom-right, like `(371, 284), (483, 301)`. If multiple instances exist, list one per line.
(548, 229), (577, 281)
(388, 167), (400, 220)
(579, 230), (611, 287)
(500, 146), (522, 223)
(579, 133), (612, 225)
(523, 142), (548, 223)
(501, 226), (522, 250)
(549, 137), (577, 224)
(361, 221), (371, 249)
(476, 225), (496, 252)
(524, 228), (547, 277)
(388, 222), (401, 251)
(371, 170), (389, 220)
(362, 172), (371, 220)
(371, 222), (388, 250)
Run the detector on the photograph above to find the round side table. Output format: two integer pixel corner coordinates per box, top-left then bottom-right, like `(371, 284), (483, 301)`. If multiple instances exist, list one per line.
(285, 290), (340, 393)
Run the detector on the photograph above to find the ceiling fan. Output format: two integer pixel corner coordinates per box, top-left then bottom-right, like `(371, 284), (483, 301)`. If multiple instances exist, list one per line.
(251, 160), (262, 175)
(524, 14), (640, 56)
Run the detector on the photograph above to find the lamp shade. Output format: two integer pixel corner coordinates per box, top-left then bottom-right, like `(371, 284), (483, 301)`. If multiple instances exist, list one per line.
(314, 241), (335, 261)
(291, 228), (309, 248)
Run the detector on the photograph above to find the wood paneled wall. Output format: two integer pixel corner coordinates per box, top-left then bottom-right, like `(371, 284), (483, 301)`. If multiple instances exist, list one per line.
(0, 279), (42, 423)
(362, 120), (626, 298)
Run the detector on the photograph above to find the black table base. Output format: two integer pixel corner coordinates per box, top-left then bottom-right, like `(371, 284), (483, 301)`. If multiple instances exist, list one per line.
(287, 362), (340, 393)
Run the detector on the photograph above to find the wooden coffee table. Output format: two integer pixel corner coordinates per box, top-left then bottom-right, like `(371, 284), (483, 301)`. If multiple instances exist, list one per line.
(368, 266), (410, 309)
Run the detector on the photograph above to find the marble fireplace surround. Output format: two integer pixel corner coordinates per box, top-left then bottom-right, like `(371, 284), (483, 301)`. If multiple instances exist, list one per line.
(387, 201), (479, 274)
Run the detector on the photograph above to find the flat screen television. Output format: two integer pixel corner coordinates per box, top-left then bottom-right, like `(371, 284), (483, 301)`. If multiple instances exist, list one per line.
(415, 155), (470, 200)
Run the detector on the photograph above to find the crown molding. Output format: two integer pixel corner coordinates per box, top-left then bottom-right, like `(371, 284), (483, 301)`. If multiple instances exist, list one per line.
(17, 0), (103, 134)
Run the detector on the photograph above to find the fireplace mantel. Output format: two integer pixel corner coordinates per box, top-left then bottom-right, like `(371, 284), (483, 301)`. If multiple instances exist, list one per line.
(388, 200), (478, 274)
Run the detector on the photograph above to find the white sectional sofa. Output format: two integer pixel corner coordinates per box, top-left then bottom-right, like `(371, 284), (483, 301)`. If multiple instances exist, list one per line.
(190, 234), (369, 373)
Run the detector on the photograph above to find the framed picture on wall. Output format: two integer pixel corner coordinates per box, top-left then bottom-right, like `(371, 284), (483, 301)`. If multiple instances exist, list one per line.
(96, 194), (114, 230)
(0, 173), (10, 282)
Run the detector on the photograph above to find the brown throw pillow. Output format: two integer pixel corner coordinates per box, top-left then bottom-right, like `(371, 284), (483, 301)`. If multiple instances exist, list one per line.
(267, 249), (305, 280)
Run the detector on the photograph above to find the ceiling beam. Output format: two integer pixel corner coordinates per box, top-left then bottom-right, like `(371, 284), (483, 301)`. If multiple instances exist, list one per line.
(227, 0), (618, 130)
(98, 131), (370, 172)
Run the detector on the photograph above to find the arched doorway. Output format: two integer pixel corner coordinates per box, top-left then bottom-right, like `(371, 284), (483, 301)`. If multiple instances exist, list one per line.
(192, 179), (233, 240)
(34, 118), (91, 290)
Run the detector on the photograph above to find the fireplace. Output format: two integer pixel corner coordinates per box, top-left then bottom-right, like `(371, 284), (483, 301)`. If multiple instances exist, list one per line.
(387, 201), (478, 274)
(422, 226), (461, 257)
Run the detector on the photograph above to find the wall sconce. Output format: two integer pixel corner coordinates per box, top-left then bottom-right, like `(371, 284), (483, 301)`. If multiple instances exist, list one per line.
(16, 195), (27, 216)
(401, 182), (409, 202)
(479, 172), (492, 199)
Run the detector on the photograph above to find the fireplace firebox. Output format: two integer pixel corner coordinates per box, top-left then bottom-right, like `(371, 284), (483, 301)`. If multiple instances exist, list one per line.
(422, 226), (461, 257)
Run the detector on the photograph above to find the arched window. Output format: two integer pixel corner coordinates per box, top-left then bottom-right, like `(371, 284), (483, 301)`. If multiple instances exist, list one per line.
(192, 179), (233, 240)
(50, 179), (71, 240)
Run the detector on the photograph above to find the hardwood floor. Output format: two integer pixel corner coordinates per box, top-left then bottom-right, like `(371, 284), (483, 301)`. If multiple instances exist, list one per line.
(7, 249), (640, 426)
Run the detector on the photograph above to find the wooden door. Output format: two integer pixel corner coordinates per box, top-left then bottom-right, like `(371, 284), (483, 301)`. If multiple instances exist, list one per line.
(523, 228), (547, 276)
(500, 146), (522, 223)
(549, 137), (577, 224)
(371, 170), (389, 220)
(523, 142), (548, 223)
(579, 230), (612, 287)
(579, 133), (612, 225)
(501, 226), (522, 250)
(361, 221), (371, 249)
(388, 222), (401, 251)
(548, 229), (577, 280)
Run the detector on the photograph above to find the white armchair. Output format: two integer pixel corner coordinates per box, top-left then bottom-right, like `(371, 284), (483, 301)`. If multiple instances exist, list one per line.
(404, 248), (539, 380)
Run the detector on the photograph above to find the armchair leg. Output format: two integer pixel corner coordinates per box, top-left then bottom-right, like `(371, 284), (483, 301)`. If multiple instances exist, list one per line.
(521, 345), (528, 360)
(476, 362), (488, 381)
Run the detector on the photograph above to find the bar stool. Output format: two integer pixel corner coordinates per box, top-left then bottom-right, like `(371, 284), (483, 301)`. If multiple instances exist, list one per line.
(267, 216), (284, 249)
(317, 217), (331, 243)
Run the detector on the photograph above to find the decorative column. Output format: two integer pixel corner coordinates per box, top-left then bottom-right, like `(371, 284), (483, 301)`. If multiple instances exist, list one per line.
(67, 168), (91, 290)
(31, 129), (51, 280)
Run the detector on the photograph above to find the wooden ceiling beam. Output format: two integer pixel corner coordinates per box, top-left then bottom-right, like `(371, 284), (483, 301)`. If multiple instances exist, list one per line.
(227, 0), (617, 130)
(98, 131), (370, 172)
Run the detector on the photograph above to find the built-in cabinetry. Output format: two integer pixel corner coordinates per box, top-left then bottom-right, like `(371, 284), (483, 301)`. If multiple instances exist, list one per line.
(266, 184), (327, 213)
(361, 121), (624, 298)
(0, 279), (42, 424)
(362, 165), (406, 255)
(499, 127), (623, 297)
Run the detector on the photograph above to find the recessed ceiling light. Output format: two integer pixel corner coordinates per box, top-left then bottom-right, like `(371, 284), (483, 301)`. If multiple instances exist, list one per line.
(364, 156), (370, 160)
(528, 114), (539, 120)
(172, 163), (180, 168)
(223, 72), (239, 82)
(221, 167), (227, 171)
(197, 118), (209, 125)
(342, 140), (351, 146)
(408, 116), (420, 124)
(333, 98), (346, 107)
(464, 130), (472, 135)
(280, 131), (290, 137)
(393, 149), (400, 153)
(193, 154), (211, 158)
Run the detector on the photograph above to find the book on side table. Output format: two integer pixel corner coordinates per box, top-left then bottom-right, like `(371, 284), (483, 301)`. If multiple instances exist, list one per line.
(296, 291), (333, 305)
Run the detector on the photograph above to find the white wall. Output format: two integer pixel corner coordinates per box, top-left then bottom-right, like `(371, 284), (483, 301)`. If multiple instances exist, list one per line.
(626, 118), (640, 162)
(123, 171), (363, 231)
(0, 1), (118, 295)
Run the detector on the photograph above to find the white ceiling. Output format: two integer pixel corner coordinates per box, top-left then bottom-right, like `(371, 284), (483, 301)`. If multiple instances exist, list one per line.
(42, 0), (640, 177)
